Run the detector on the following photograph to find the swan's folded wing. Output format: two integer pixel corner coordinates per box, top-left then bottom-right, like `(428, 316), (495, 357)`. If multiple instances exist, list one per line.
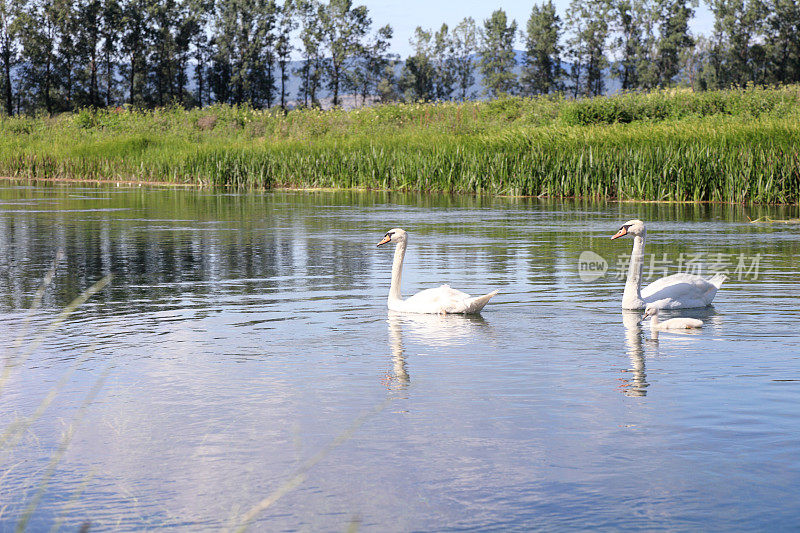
(401, 285), (499, 314)
(402, 285), (472, 314)
(641, 273), (720, 306)
(436, 284), (472, 300)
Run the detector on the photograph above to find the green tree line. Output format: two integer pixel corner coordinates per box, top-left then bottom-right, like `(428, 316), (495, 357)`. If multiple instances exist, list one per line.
(1, 0), (799, 116)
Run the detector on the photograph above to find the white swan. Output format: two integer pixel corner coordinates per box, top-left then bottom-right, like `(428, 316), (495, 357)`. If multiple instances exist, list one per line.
(377, 228), (498, 314)
(643, 306), (704, 330)
(612, 219), (726, 310)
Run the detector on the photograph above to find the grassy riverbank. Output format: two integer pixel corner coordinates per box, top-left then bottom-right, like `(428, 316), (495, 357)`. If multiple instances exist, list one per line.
(2, 86), (800, 203)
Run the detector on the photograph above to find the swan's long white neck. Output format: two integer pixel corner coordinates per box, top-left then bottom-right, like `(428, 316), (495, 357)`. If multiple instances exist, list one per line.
(623, 232), (646, 309)
(389, 239), (407, 302)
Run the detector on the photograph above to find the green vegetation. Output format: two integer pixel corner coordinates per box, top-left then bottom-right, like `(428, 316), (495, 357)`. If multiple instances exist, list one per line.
(2, 86), (800, 203)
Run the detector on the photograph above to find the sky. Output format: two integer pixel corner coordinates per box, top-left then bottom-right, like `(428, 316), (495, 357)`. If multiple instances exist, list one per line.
(357, 0), (716, 59)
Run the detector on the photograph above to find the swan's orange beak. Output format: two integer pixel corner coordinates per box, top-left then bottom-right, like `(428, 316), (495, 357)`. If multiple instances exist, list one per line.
(611, 227), (628, 240)
(377, 235), (391, 247)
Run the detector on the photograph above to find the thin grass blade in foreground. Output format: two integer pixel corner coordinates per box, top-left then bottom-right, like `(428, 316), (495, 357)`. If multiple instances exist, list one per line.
(1, 270), (113, 530)
(11, 250), (65, 353)
(14, 367), (110, 533)
(0, 348), (95, 454)
(0, 273), (113, 396)
(230, 398), (393, 533)
(47, 468), (97, 533)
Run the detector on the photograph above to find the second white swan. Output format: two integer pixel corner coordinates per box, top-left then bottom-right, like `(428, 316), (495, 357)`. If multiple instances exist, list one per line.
(377, 228), (498, 314)
(612, 219), (726, 310)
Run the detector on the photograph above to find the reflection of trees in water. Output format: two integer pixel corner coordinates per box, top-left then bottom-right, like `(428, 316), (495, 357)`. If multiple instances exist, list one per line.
(0, 190), (376, 314)
(2, 185), (795, 318)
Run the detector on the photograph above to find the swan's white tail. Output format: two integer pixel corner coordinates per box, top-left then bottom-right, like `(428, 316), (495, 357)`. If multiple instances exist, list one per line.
(708, 273), (727, 288)
(461, 290), (499, 314)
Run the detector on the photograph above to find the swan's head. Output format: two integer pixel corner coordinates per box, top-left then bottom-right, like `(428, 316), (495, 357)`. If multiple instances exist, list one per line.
(642, 306), (658, 319)
(611, 219), (646, 239)
(377, 228), (407, 247)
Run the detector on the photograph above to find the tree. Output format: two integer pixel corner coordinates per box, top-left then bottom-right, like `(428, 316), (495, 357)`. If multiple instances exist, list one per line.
(100, 0), (121, 105)
(432, 23), (456, 99)
(451, 16), (476, 100)
(295, 0), (324, 107)
(398, 26), (435, 101)
(78, 0), (104, 106)
(635, 0), (660, 88)
(564, 1), (585, 96)
(707, 0), (767, 87)
(478, 9), (517, 97)
(655, 0), (694, 86)
(321, 0), (370, 107)
(256, 0), (278, 107)
(49, 0), (78, 109)
(565, 0), (609, 96)
(399, 23), (455, 102)
(208, 0), (234, 104)
(172, 0), (198, 105)
(583, 0), (610, 95)
(17, 0), (60, 113)
(213, 0), (245, 104)
(765, 0), (800, 84)
(185, 0), (211, 106)
(148, 0), (180, 106)
(276, 0), (297, 109)
(210, 0), (276, 107)
(520, 0), (563, 95)
(611, 0), (643, 90)
(678, 33), (711, 89)
(0, 0), (19, 115)
(348, 23), (392, 105)
(120, 0), (150, 105)
(376, 62), (398, 102)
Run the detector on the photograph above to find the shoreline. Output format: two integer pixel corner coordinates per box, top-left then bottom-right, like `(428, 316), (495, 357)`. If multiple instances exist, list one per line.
(2, 87), (799, 204)
(0, 175), (201, 188)
(1, 176), (796, 206)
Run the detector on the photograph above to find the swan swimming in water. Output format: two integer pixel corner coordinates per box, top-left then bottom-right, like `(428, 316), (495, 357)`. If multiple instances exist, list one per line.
(612, 219), (726, 310)
(377, 228), (498, 314)
(643, 306), (704, 330)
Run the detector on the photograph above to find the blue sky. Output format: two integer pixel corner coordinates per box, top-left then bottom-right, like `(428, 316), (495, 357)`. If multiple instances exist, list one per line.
(358, 0), (715, 58)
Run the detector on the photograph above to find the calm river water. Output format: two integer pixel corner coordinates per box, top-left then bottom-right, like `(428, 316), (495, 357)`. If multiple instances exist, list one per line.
(1, 183), (799, 531)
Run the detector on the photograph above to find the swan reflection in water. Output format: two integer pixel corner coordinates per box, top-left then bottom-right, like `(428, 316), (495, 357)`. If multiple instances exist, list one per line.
(621, 310), (651, 397)
(620, 307), (722, 396)
(387, 314), (410, 389)
(385, 311), (491, 390)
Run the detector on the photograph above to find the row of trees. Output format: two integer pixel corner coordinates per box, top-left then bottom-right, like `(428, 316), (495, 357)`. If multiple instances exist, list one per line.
(1, 0), (800, 115)
(0, 0), (395, 114)
(403, 0), (800, 100)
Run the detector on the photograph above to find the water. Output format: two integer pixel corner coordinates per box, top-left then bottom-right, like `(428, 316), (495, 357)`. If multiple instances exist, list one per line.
(1, 183), (799, 531)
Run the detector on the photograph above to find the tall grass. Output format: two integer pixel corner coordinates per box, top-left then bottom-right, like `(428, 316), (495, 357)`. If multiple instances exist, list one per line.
(2, 85), (800, 203)
(1, 260), (112, 530)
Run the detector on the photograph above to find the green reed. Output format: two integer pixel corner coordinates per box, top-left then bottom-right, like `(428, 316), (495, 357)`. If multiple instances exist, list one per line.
(1, 86), (799, 203)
